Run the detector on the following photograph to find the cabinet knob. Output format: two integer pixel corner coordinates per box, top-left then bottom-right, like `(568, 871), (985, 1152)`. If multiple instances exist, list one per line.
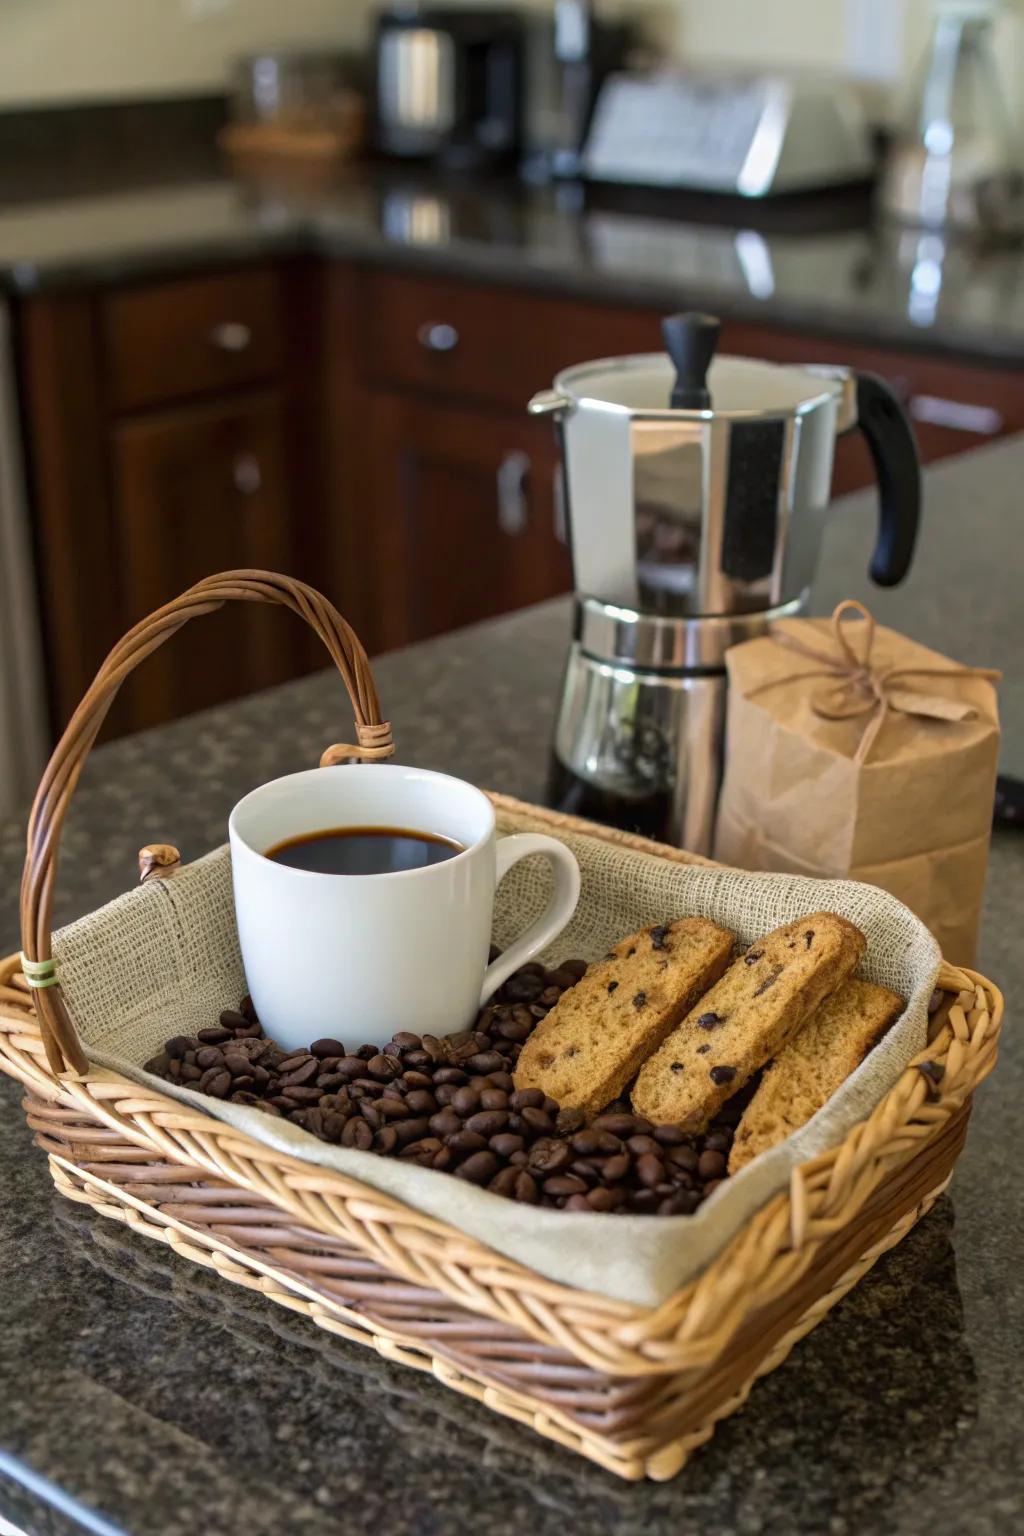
(497, 450), (530, 537)
(233, 453), (262, 496)
(416, 320), (459, 353)
(209, 321), (253, 353)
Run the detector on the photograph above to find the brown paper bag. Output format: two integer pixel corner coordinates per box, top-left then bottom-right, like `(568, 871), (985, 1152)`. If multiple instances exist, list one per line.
(713, 601), (1000, 964)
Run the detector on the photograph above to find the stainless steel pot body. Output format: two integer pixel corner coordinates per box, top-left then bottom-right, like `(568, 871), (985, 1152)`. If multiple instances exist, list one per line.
(549, 598), (802, 854)
(531, 353), (849, 618)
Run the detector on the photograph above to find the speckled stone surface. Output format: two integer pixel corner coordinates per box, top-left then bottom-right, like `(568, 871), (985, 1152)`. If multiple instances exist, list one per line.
(2, 163), (1024, 364)
(0, 446), (1021, 1534)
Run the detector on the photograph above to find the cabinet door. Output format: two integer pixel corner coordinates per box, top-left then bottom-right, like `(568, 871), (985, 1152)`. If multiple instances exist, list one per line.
(112, 392), (305, 730)
(365, 393), (572, 651)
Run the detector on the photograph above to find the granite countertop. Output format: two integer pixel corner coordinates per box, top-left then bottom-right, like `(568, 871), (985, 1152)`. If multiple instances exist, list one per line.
(0, 440), (1021, 1535)
(2, 162), (1024, 365)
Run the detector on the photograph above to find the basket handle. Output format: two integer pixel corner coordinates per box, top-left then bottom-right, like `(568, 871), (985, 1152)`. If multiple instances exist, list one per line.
(20, 569), (393, 1078)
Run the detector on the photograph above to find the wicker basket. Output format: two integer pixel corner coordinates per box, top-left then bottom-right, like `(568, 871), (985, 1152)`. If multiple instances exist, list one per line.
(0, 571), (1004, 1482)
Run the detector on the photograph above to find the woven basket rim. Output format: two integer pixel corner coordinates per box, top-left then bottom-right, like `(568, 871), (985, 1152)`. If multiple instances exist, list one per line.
(0, 795), (1004, 1376)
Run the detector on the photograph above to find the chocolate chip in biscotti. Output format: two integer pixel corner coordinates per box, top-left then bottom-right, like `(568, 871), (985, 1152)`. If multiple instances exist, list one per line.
(513, 918), (735, 1121)
(632, 913), (866, 1131)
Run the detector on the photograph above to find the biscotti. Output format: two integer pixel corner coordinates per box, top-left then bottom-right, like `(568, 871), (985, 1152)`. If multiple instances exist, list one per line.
(513, 918), (735, 1121)
(631, 913), (866, 1130)
(727, 977), (903, 1172)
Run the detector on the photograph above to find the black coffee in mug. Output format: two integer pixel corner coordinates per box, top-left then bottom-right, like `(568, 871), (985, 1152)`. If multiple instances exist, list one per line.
(265, 825), (464, 876)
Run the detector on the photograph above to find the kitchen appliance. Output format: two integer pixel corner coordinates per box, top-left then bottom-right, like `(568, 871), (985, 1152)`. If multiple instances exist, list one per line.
(222, 51), (365, 169)
(373, 6), (524, 169)
(522, 1), (630, 180)
(581, 69), (874, 196)
(880, 0), (1022, 231)
(529, 314), (921, 853)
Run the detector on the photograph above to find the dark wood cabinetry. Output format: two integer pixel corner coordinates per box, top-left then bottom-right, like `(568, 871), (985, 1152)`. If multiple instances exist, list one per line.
(16, 252), (1023, 743)
(111, 392), (303, 730)
(364, 392), (570, 652)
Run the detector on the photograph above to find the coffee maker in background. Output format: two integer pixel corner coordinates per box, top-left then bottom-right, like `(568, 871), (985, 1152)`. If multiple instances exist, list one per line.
(529, 315), (922, 854)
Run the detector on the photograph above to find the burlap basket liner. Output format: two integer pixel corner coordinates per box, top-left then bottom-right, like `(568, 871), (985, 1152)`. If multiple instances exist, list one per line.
(52, 807), (940, 1308)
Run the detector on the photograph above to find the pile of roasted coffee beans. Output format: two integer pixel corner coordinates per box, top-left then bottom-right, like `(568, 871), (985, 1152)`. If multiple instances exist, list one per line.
(145, 956), (736, 1215)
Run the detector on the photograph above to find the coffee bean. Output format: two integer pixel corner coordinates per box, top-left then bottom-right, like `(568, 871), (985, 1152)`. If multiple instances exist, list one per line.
(626, 1134), (660, 1156)
(653, 1124), (687, 1146)
(431, 1068), (468, 1090)
(636, 1153), (664, 1188)
(195, 1045), (224, 1070)
(586, 1186), (621, 1212)
(514, 1171), (539, 1204)
(544, 967), (578, 990)
(283, 1084), (323, 1105)
(465, 1110), (510, 1138)
(203, 1068), (231, 1099)
(564, 1194), (592, 1212)
(603, 1152), (631, 1181)
(538, 987), (562, 1007)
(464, 1051), (504, 1075)
(341, 1117), (373, 1150)
(528, 1139), (571, 1175)
(520, 1106), (553, 1134)
(703, 1179), (725, 1196)
(197, 1027), (231, 1045)
(698, 1150), (728, 1181)
(379, 1097), (414, 1121)
(489, 1167), (520, 1197)
(455, 1151), (499, 1185)
(402, 1070), (434, 1090)
(569, 1159), (600, 1185)
(279, 1053), (314, 1074)
(368, 1053), (401, 1081)
(489, 1133), (525, 1158)
(543, 1174), (587, 1196)
(281, 1058), (319, 1087)
(403, 1050), (432, 1070)
(497, 1016), (534, 1043)
(659, 1190), (700, 1215)
(404, 1089), (437, 1115)
(629, 1189), (659, 1214)
(447, 1129), (488, 1156)
(591, 1112), (640, 1137)
(510, 1088), (545, 1111)
(311, 1037), (345, 1059)
(503, 973), (544, 1003)
(165, 1035), (192, 1060)
(451, 1086), (481, 1117)
(391, 1031), (422, 1052)
(392, 1117), (431, 1146)
(702, 1130), (732, 1154)
(179, 1063), (202, 1082)
(429, 1108), (462, 1138)
(479, 1088), (509, 1110)
(433, 1085), (458, 1107)
(667, 1144), (699, 1173)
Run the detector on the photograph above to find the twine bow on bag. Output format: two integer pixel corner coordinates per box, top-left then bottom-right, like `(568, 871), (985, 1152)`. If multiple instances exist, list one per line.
(752, 600), (1001, 765)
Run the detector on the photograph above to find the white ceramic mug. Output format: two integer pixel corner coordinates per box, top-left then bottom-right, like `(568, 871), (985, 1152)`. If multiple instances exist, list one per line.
(228, 764), (581, 1053)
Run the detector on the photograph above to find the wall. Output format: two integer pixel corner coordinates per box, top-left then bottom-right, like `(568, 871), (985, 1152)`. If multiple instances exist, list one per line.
(0, 0), (376, 107)
(1, 0), (1021, 128)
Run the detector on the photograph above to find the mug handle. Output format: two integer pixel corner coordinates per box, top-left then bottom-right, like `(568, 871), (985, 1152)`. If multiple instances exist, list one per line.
(480, 834), (582, 1006)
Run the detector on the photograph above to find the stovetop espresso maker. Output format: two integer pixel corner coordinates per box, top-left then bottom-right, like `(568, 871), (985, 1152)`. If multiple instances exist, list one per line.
(529, 314), (921, 853)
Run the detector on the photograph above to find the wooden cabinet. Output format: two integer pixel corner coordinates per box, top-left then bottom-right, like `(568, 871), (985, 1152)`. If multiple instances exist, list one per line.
(17, 251), (1024, 743)
(363, 392), (571, 652)
(111, 393), (304, 730)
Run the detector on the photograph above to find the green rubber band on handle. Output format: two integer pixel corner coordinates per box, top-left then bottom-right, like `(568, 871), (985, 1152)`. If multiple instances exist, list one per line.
(20, 954), (59, 990)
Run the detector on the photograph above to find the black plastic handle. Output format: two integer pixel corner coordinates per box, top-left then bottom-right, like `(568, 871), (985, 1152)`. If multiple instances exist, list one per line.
(855, 372), (921, 587)
(662, 312), (721, 409)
